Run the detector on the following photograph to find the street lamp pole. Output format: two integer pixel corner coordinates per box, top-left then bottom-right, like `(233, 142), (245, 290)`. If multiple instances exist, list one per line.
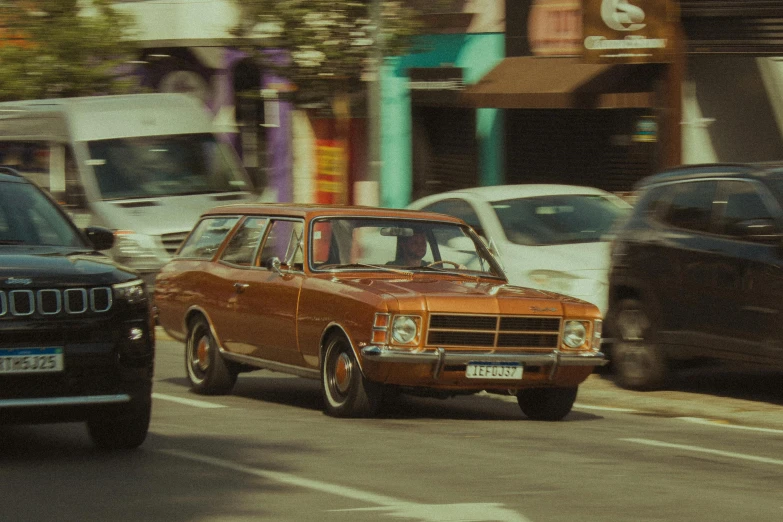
(365, 0), (382, 207)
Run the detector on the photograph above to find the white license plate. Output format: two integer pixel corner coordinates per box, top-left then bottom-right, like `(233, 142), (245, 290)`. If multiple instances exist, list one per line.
(0, 348), (64, 374)
(466, 362), (523, 380)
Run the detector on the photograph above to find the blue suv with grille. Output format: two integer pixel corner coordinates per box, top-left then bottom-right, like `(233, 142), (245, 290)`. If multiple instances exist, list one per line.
(0, 167), (154, 449)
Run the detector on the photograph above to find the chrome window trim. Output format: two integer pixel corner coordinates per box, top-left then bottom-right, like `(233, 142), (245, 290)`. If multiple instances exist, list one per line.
(0, 291), (5, 317)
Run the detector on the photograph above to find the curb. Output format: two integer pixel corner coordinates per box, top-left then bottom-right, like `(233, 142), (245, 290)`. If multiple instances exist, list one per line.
(577, 373), (783, 431)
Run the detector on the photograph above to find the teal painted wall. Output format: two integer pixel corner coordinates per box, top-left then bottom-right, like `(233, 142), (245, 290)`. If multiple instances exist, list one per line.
(380, 33), (504, 208)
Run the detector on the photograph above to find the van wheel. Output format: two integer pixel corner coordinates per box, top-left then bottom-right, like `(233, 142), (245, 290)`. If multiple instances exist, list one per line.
(516, 387), (577, 421)
(611, 299), (668, 390)
(322, 334), (383, 418)
(186, 316), (237, 395)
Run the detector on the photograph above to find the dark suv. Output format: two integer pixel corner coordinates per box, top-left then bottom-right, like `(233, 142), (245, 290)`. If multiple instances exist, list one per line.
(0, 167), (154, 449)
(606, 163), (783, 390)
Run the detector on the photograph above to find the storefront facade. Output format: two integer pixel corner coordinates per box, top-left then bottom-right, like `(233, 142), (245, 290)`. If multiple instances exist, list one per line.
(679, 1), (783, 164)
(379, 12), (506, 208)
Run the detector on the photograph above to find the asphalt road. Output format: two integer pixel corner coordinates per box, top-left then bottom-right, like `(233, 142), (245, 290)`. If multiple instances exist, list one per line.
(2, 332), (782, 522)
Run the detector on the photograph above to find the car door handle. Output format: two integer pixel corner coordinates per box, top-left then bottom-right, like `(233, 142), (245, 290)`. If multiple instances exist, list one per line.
(233, 282), (249, 293)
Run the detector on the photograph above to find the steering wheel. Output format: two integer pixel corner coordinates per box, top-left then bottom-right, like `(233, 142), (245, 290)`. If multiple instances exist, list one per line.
(426, 260), (464, 270)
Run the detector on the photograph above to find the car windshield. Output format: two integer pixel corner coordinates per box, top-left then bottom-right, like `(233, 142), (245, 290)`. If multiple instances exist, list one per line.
(310, 217), (504, 277)
(491, 194), (630, 246)
(0, 181), (85, 247)
(88, 133), (251, 200)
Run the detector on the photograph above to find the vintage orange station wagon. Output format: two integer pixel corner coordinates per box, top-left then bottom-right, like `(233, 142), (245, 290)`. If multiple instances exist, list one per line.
(155, 204), (607, 419)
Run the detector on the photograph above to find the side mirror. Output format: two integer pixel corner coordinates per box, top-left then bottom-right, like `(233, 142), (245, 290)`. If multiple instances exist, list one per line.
(83, 226), (115, 251)
(266, 256), (283, 274)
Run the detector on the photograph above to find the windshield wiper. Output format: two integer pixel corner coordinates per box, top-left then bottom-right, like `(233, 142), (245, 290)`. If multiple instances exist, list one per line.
(0, 240), (25, 245)
(317, 263), (409, 274)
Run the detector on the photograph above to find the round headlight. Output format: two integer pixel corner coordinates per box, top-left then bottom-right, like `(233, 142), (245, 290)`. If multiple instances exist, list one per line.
(391, 315), (418, 344)
(563, 320), (587, 348)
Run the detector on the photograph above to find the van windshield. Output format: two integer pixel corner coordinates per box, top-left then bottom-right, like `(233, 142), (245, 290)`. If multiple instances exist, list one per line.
(88, 134), (252, 200)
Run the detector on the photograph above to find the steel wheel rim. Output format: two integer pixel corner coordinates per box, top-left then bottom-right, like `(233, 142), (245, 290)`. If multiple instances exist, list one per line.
(189, 331), (211, 379)
(326, 345), (354, 402)
(618, 308), (648, 341)
(333, 352), (353, 395)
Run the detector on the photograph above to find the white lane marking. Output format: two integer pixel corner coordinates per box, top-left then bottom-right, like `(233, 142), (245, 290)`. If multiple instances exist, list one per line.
(161, 449), (531, 522)
(152, 393), (225, 409)
(574, 403), (637, 413)
(622, 438), (783, 466)
(677, 417), (783, 434)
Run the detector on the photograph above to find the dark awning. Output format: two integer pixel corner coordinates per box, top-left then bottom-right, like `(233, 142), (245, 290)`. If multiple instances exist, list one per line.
(461, 57), (663, 109)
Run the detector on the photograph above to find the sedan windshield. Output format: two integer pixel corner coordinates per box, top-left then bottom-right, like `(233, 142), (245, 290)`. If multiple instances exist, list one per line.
(491, 194), (630, 246)
(310, 217), (504, 277)
(88, 133), (251, 200)
(0, 182), (84, 247)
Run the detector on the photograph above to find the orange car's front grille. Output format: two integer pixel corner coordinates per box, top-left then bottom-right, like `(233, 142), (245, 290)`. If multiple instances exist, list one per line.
(426, 314), (561, 349)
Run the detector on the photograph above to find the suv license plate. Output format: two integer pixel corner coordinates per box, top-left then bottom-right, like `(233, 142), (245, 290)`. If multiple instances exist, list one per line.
(0, 348), (64, 374)
(466, 362), (523, 380)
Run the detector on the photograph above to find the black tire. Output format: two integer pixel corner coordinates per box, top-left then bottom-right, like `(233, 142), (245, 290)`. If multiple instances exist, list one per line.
(185, 316), (237, 395)
(516, 387), (578, 421)
(610, 298), (668, 390)
(322, 334), (383, 418)
(88, 400), (151, 450)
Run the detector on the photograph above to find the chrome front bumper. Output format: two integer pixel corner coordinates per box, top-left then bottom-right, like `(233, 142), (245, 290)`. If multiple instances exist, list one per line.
(360, 346), (608, 379)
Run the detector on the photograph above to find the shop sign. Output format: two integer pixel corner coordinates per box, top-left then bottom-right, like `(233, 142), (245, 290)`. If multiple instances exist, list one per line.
(315, 139), (348, 204)
(583, 0), (676, 63)
(528, 0), (583, 56)
(633, 115), (658, 142)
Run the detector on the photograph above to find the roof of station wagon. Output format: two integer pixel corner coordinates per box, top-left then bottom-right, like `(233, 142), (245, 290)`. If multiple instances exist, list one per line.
(203, 203), (466, 224)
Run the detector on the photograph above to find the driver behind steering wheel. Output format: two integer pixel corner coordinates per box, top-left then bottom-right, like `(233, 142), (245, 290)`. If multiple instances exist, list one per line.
(391, 230), (428, 267)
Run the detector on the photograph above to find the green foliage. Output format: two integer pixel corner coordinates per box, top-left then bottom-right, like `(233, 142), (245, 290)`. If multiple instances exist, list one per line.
(231, 0), (453, 111)
(0, 0), (143, 101)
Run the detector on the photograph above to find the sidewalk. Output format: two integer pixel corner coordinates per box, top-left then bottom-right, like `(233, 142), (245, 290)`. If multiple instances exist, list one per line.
(577, 372), (783, 431)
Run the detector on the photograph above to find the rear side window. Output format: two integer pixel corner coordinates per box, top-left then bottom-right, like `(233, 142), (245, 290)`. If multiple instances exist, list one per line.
(178, 217), (239, 259)
(660, 181), (716, 233)
(220, 217), (267, 265)
(717, 180), (776, 237)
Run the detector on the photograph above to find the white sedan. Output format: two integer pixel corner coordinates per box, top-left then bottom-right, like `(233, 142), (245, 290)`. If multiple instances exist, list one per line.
(409, 184), (632, 316)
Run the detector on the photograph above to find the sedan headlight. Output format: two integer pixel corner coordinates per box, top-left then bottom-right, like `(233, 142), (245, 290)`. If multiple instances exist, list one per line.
(391, 315), (420, 345)
(563, 320), (587, 348)
(113, 279), (148, 305)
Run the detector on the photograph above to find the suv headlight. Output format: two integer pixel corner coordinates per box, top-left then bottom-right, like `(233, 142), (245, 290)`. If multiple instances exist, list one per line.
(113, 279), (148, 305)
(391, 315), (420, 345)
(563, 320), (587, 348)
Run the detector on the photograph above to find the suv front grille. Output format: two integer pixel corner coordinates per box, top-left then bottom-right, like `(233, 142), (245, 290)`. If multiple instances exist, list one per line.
(0, 287), (112, 318)
(427, 314), (561, 349)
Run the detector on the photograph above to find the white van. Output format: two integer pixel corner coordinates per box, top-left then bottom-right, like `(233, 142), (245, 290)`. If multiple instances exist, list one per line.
(0, 93), (261, 284)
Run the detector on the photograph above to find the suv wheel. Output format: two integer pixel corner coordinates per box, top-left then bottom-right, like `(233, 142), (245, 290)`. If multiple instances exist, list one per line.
(87, 400), (151, 450)
(611, 298), (668, 390)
